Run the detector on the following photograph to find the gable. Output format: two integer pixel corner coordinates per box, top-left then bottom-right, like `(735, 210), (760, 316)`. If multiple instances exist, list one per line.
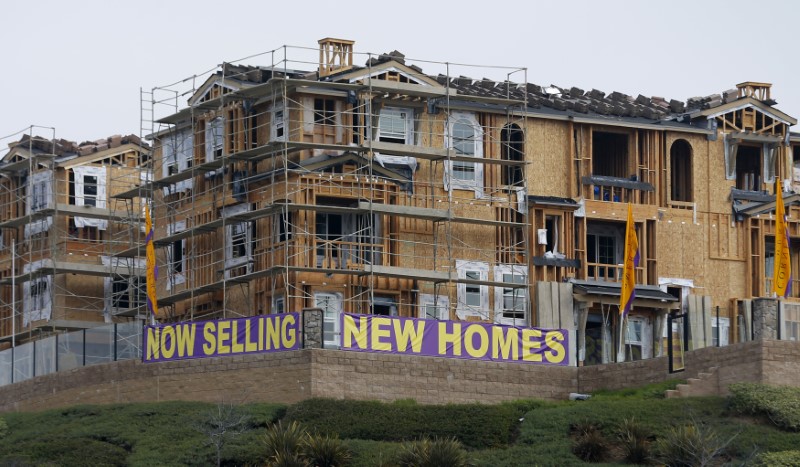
(700, 97), (796, 134)
(336, 60), (441, 88)
(187, 77), (243, 106)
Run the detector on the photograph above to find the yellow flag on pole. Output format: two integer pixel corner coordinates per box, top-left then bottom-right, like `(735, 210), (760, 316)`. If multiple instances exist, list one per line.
(145, 204), (159, 318)
(773, 179), (792, 298)
(620, 204), (639, 317)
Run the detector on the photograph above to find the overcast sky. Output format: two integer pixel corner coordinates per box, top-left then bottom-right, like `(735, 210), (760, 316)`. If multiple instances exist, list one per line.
(1, 0), (797, 149)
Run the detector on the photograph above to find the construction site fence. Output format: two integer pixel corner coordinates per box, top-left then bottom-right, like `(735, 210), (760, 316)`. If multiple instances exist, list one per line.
(0, 321), (142, 388)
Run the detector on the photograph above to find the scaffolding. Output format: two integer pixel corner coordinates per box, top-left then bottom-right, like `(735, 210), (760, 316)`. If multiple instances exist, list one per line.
(0, 126), (149, 347)
(129, 39), (533, 343)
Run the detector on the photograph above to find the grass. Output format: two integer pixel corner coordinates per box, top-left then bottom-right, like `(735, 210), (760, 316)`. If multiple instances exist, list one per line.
(0, 381), (798, 465)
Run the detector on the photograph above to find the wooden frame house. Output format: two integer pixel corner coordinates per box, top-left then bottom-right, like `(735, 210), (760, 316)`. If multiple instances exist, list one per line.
(0, 134), (149, 347)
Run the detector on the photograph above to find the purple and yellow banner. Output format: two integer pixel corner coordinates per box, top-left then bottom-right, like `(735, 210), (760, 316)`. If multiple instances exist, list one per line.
(620, 203), (639, 317)
(773, 178), (792, 298)
(143, 313), (300, 363)
(341, 313), (568, 365)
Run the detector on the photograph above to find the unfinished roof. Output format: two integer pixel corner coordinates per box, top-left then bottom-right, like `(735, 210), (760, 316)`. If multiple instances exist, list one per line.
(1, 133), (148, 170)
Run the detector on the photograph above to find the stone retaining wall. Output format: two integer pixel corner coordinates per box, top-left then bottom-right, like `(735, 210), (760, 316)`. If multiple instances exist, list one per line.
(1, 340), (798, 413)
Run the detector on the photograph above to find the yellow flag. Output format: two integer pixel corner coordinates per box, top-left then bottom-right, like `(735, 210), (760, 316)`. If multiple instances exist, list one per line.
(145, 204), (159, 317)
(620, 204), (639, 316)
(773, 179), (792, 298)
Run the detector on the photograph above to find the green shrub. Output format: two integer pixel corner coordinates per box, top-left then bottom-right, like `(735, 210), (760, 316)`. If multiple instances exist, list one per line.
(0, 417), (7, 440)
(396, 437), (469, 467)
(616, 416), (651, 464)
(654, 420), (736, 467)
(263, 421), (352, 467)
(729, 383), (800, 431)
(303, 432), (352, 467)
(283, 398), (543, 449)
(264, 421), (308, 465)
(756, 450), (800, 466)
(570, 420), (609, 463)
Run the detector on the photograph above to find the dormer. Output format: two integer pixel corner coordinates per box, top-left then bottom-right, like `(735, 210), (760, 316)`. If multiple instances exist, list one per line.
(695, 83), (797, 192)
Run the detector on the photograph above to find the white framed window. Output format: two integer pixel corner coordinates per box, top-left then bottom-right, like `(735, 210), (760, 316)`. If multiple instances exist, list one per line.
(493, 264), (528, 325)
(30, 279), (48, 314)
(586, 223), (624, 281)
(27, 170), (52, 213)
(711, 316), (730, 346)
(781, 303), (800, 341)
(205, 117), (224, 162)
(624, 316), (652, 361)
(83, 176), (98, 207)
(166, 221), (186, 291)
(456, 260), (488, 319)
(445, 112), (483, 195)
(315, 292), (343, 348)
(419, 293), (449, 320)
(223, 204), (253, 276)
(22, 261), (52, 326)
(72, 166), (108, 230)
(272, 295), (286, 314)
(161, 128), (193, 194)
(378, 107), (413, 144)
(271, 104), (285, 141)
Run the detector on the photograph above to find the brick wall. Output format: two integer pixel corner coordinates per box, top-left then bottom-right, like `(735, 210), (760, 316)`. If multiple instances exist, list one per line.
(0, 350), (313, 413)
(309, 350), (577, 404)
(2, 340), (799, 413)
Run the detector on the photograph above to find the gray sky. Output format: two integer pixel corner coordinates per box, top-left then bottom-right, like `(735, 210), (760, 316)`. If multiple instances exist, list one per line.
(2, 0), (798, 147)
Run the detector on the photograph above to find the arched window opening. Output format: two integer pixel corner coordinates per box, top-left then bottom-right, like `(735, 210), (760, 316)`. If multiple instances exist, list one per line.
(670, 139), (693, 202)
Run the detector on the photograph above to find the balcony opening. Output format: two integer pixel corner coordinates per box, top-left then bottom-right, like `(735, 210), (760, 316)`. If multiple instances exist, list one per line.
(586, 222), (624, 282)
(736, 144), (761, 191)
(315, 198), (382, 269)
(592, 131), (629, 178)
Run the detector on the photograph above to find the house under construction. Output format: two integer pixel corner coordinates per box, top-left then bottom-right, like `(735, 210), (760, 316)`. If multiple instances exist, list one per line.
(0, 131), (149, 354)
(3, 38), (800, 370)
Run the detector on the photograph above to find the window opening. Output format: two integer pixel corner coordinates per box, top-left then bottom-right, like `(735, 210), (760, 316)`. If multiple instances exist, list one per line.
(314, 99), (335, 125)
(670, 139), (693, 202)
(592, 131), (629, 178)
(501, 124), (524, 186)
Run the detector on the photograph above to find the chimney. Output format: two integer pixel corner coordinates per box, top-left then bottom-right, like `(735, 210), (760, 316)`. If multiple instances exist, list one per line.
(736, 81), (773, 101)
(318, 38), (355, 78)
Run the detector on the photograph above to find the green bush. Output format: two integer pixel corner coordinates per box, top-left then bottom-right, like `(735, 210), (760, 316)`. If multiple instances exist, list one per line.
(303, 432), (352, 467)
(263, 420), (352, 467)
(396, 437), (469, 467)
(0, 417), (7, 440)
(283, 398), (543, 450)
(616, 417), (651, 464)
(570, 420), (609, 463)
(654, 420), (736, 467)
(264, 421), (309, 466)
(756, 450), (800, 466)
(729, 382), (800, 431)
